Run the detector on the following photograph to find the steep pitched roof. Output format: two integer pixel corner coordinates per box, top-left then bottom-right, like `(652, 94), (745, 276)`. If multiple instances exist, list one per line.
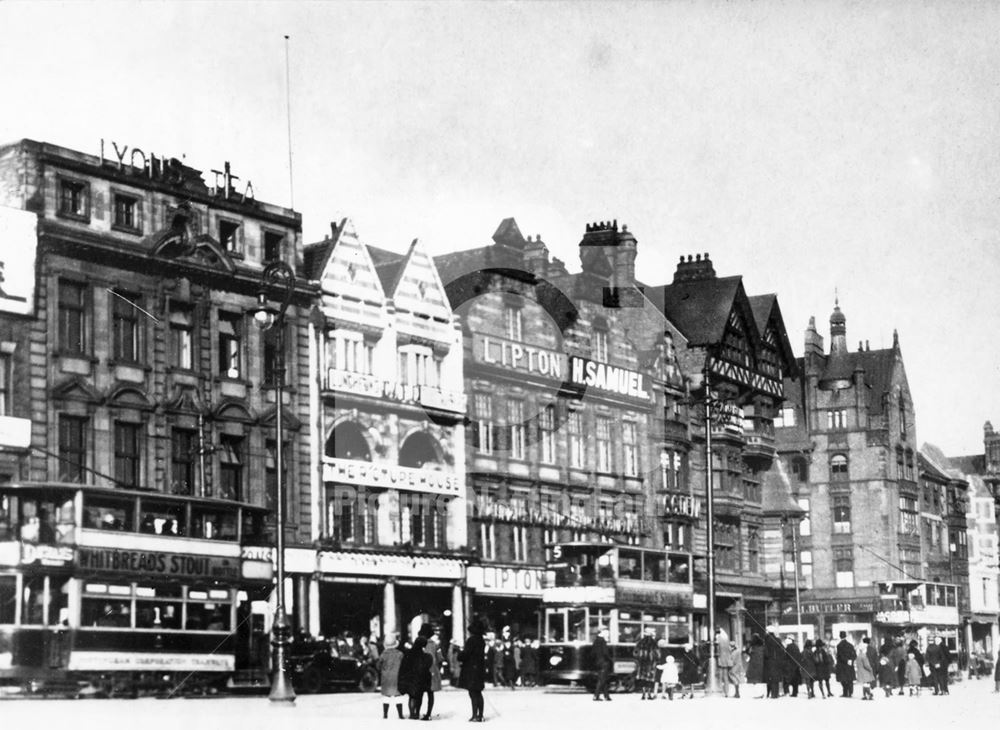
(301, 240), (332, 282)
(366, 244), (407, 294)
(950, 454), (986, 475)
(761, 459), (805, 516)
(819, 348), (896, 414)
(748, 294), (798, 379)
(645, 276), (747, 346)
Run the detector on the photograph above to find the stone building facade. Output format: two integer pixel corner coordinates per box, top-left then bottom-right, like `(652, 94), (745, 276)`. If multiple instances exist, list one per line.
(303, 219), (468, 643)
(775, 304), (961, 647)
(0, 138), (311, 673)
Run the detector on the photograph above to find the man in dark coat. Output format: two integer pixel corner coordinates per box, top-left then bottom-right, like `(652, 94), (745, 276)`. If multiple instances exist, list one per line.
(401, 636), (432, 719)
(801, 639), (818, 698)
(890, 638), (907, 695)
(458, 620), (487, 722)
(927, 636), (951, 695)
(592, 627), (612, 701)
(762, 629), (783, 698)
(863, 637), (880, 697)
(835, 631), (857, 697)
(782, 637), (803, 697)
(813, 639), (833, 698)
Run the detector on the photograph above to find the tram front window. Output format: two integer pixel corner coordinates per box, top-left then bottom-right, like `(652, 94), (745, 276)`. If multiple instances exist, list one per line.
(568, 608), (587, 642)
(21, 575), (69, 625)
(545, 609), (566, 642)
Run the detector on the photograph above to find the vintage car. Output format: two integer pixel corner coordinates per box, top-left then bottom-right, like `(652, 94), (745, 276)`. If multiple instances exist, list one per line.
(287, 637), (378, 694)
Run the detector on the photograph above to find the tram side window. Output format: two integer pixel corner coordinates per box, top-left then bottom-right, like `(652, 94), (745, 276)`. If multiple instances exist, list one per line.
(667, 615), (690, 644)
(81, 584), (133, 627)
(191, 507), (237, 540)
(139, 500), (186, 536)
(619, 612), (642, 643)
(667, 554), (691, 583)
(618, 549), (642, 580)
(242, 510), (268, 545)
(134, 585), (183, 629)
(83, 495), (134, 532)
(0, 576), (15, 623)
(186, 589), (232, 631)
(18, 499), (59, 543)
(643, 553), (666, 582)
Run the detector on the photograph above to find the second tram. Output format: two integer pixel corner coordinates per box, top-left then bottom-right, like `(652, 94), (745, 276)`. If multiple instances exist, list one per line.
(539, 542), (695, 692)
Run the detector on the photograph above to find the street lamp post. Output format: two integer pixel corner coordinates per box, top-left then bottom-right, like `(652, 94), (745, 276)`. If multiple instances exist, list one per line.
(251, 261), (296, 704)
(702, 364), (720, 696)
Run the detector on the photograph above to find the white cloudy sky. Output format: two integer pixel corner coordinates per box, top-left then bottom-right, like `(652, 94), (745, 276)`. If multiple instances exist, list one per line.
(1, 1), (998, 455)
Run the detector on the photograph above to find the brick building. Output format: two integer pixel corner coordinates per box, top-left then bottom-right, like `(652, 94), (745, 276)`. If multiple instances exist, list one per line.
(775, 303), (961, 646)
(436, 219), (694, 643)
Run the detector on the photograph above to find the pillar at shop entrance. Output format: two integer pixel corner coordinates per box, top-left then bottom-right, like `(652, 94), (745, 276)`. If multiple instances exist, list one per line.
(383, 580), (397, 638)
(452, 584), (465, 642)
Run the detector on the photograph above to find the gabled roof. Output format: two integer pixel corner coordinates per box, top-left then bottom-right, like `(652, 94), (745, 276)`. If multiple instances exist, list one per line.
(748, 293), (798, 379)
(950, 454), (986, 475)
(301, 240), (331, 282)
(646, 276), (753, 347)
(819, 348), (897, 414)
(367, 244), (407, 294)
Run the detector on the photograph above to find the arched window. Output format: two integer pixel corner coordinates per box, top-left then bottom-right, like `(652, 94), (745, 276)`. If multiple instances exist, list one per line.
(326, 422), (371, 461)
(399, 431), (443, 469)
(830, 454), (848, 479)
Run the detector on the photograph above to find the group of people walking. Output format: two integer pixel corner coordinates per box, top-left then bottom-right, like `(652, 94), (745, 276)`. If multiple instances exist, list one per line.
(742, 629), (956, 700)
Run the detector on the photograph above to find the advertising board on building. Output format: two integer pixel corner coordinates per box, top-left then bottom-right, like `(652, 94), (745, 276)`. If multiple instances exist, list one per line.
(466, 565), (547, 596)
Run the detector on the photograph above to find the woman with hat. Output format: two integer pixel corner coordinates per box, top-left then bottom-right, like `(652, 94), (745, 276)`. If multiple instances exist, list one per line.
(458, 620), (487, 722)
(377, 633), (405, 719)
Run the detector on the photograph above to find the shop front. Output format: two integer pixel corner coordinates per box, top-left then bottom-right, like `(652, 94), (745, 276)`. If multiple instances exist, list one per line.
(792, 596), (877, 645)
(316, 549), (466, 646)
(466, 564), (546, 639)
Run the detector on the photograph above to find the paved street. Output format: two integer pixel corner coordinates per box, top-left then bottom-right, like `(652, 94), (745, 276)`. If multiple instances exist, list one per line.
(1, 679), (996, 730)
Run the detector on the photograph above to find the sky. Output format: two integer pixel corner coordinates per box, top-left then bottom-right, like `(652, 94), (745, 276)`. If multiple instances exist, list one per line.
(1, 0), (998, 456)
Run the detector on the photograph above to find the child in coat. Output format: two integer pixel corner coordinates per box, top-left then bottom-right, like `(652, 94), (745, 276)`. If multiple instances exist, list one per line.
(657, 656), (680, 700)
(904, 652), (923, 696)
(377, 634), (405, 719)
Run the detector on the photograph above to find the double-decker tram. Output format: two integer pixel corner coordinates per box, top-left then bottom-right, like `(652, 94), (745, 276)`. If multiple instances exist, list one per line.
(0, 482), (273, 696)
(539, 542), (694, 692)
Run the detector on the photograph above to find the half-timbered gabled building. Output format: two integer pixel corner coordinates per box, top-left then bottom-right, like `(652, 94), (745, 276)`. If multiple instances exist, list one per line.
(647, 253), (798, 641)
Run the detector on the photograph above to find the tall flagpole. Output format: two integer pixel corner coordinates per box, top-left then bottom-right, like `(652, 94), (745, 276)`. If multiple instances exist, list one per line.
(284, 34), (295, 209)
